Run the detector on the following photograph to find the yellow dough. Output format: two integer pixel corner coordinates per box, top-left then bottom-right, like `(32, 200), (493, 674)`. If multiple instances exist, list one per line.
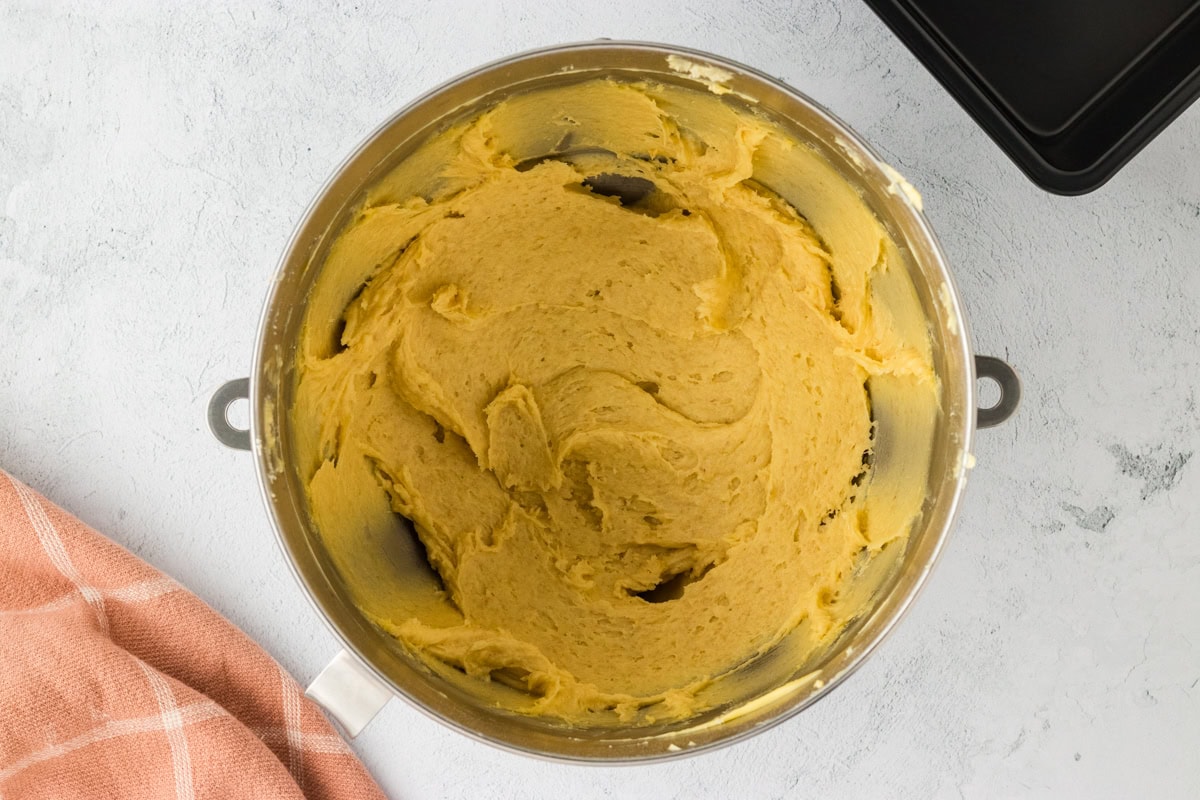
(292, 79), (938, 724)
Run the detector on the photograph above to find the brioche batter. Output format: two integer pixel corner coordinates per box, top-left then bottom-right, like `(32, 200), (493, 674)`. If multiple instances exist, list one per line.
(292, 79), (937, 724)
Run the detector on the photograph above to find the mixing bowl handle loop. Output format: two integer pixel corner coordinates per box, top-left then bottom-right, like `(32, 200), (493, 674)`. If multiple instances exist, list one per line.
(305, 649), (393, 738)
(975, 356), (1020, 428)
(208, 378), (252, 450)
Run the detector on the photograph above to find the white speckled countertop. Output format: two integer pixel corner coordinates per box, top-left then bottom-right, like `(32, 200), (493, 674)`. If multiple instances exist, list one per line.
(3, 2), (1198, 797)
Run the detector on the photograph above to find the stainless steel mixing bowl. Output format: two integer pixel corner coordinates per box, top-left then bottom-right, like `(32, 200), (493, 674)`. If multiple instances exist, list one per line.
(208, 41), (1019, 762)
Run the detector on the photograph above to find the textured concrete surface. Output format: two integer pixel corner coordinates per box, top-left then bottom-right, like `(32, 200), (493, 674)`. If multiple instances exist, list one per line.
(3, 1), (1198, 797)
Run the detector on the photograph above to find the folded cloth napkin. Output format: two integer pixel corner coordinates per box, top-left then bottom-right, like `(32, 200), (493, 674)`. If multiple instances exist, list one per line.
(0, 470), (387, 800)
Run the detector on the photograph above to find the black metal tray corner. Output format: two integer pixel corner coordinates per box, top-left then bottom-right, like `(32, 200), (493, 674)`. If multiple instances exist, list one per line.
(864, 0), (1200, 194)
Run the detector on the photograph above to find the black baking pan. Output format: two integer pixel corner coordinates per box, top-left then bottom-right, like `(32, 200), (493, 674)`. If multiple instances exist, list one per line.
(864, 0), (1200, 194)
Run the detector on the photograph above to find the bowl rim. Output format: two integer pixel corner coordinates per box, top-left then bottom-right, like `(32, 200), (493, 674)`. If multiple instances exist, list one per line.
(249, 39), (978, 764)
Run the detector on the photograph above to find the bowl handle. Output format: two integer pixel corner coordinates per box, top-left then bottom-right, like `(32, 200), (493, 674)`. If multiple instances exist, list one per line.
(975, 356), (1020, 428)
(208, 378), (251, 450)
(305, 649), (393, 738)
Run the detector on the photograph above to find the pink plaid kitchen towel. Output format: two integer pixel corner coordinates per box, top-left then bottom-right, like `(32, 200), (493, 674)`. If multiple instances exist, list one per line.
(0, 470), (388, 800)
